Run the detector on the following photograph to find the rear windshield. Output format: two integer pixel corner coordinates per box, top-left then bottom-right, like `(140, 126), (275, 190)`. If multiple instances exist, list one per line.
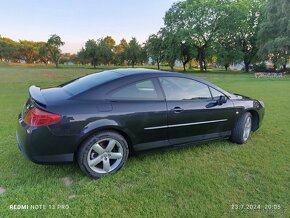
(61, 71), (122, 95)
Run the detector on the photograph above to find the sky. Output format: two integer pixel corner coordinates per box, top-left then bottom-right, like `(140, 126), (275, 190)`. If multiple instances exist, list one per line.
(0, 0), (177, 53)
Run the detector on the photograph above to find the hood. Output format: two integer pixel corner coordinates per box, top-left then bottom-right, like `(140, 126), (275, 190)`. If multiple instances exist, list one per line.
(230, 93), (253, 100)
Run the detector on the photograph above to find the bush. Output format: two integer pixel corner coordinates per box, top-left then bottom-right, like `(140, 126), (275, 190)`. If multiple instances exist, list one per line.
(253, 63), (267, 72)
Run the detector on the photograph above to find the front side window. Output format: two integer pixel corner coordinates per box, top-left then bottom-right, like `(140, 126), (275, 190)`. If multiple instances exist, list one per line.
(159, 77), (212, 100)
(111, 79), (159, 100)
(209, 87), (225, 100)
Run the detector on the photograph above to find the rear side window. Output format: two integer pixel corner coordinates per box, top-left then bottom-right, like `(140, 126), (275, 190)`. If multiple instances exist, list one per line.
(111, 79), (159, 100)
(62, 71), (122, 95)
(159, 77), (212, 100)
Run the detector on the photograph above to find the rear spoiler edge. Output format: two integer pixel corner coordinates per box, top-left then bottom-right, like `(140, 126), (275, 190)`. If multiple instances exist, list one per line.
(28, 85), (47, 107)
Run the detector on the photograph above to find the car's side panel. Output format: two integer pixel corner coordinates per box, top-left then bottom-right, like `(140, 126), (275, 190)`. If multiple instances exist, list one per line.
(109, 100), (168, 150)
(165, 99), (236, 144)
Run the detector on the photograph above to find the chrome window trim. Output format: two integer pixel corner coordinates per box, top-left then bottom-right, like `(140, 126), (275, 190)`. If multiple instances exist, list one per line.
(144, 119), (228, 130)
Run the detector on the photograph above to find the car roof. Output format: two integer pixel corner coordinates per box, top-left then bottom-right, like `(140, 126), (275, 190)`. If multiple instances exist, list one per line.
(108, 68), (211, 85)
(107, 68), (199, 79)
(104, 68), (233, 97)
(109, 68), (172, 76)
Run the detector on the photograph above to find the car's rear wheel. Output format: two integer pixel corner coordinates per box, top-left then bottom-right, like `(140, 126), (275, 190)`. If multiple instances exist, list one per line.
(230, 112), (252, 144)
(77, 131), (129, 179)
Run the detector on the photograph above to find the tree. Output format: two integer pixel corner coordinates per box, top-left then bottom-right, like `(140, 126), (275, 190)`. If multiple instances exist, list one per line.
(77, 47), (89, 65)
(164, 0), (230, 71)
(39, 43), (50, 65)
(98, 37), (115, 65)
(214, 33), (243, 70)
(145, 33), (165, 69)
(84, 39), (100, 68)
(179, 40), (195, 71)
(103, 36), (116, 50)
(114, 39), (128, 65)
(18, 40), (40, 64)
(139, 46), (148, 65)
(161, 28), (180, 70)
(0, 37), (18, 62)
(258, 0), (290, 70)
(125, 38), (141, 68)
(46, 34), (64, 67)
(233, 0), (264, 72)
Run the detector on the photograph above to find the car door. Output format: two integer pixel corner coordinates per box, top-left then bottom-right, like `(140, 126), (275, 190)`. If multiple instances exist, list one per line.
(158, 76), (235, 145)
(108, 78), (168, 151)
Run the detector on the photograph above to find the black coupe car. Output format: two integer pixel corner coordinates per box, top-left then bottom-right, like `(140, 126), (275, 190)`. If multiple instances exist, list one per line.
(16, 69), (265, 178)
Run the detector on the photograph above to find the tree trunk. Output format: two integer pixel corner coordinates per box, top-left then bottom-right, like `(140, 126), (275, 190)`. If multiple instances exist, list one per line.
(203, 60), (207, 71)
(225, 64), (229, 71)
(157, 61), (160, 70)
(189, 61), (192, 70)
(197, 47), (206, 71)
(244, 61), (250, 72)
(199, 59), (204, 71)
(183, 62), (186, 71)
(283, 64), (286, 70)
(198, 50), (204, 72)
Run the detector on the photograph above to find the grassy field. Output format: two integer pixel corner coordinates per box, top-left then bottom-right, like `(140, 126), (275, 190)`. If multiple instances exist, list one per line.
(0, 64), (289, 217)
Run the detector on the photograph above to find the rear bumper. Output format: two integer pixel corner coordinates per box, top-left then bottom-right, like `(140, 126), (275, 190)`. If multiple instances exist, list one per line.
(16, 131), (30, 160)
(16, 114), (75, 164)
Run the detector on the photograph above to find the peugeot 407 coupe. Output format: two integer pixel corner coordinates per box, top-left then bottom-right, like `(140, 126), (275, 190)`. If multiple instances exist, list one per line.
(16, 69), (265, 178)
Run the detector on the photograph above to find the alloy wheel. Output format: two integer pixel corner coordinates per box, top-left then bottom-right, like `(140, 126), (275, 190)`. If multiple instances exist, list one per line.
(87, 138), (124, 174)
(243, 116), (252, 141)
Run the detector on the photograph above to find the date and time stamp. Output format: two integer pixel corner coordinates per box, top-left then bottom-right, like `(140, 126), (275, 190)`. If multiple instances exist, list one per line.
(7, 203), (284, 212)
(231, 203), (283, 212)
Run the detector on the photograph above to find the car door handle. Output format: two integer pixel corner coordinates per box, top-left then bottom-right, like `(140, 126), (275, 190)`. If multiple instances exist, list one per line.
(172, 106), (184, 113)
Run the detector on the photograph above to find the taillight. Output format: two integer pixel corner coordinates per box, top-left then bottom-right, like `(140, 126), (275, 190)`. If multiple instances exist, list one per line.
(24, 107), (61, 127)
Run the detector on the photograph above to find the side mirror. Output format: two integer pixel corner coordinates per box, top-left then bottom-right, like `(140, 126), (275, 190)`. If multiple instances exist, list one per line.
(206, 95), (227, 108)
(217, 95), (227, 105)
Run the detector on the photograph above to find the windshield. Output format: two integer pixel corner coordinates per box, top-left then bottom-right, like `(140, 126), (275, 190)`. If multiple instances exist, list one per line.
(61, 71), (122, 95)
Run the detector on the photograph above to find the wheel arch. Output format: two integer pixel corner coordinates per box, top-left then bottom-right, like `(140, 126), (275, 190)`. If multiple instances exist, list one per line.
(75, 126), (135, 159)
(246, 109), (259, 131)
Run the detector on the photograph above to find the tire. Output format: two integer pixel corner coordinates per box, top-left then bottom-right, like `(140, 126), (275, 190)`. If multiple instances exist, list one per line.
(77, 131), (129, 179)
(230, 112), (252, 144)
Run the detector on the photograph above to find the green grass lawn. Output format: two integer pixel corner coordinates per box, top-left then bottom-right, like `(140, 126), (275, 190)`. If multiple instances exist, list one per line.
(0, 64), (289, 217)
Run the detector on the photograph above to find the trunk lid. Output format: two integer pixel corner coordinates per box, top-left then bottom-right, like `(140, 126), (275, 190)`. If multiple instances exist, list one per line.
(22, 85), (71, 119)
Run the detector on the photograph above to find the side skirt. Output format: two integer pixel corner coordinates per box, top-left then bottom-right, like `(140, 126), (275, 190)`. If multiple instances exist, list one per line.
(133, 131), (231, 153)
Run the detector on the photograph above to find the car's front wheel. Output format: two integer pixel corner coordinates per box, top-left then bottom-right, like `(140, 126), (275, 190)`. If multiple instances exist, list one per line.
(77, 131), (129, 179)
(230, 112), (252, 144)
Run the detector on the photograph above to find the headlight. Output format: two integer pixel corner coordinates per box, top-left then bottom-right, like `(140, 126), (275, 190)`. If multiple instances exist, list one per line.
(259, 101), (265, 108)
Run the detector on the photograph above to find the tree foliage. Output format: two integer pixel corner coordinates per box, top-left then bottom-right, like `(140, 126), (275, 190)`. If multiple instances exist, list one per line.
(214, 32), (243, 70)
(0, 0), (287, 72)
(0, 36), (50, 64)
(124, 38), (143, 68)
(258, 0), (290, 69)
(164, 0), (230, 71)
(84, 39), (99, 68)
(160, 28), (180, 70)
(114, 39), (128, 65)
(231, 0), (264, 72)
(145, 33), (165, 69)
(46, 34), (65, 67)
